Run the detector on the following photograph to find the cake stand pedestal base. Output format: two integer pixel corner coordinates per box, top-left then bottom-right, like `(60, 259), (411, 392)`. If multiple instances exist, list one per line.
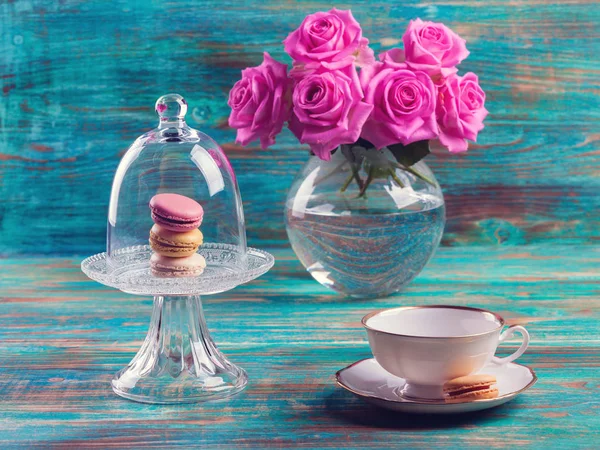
(111, 295), (247, 404)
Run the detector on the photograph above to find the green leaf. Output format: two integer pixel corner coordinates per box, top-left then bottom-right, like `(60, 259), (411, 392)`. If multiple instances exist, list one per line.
(387, 140), (430, 167)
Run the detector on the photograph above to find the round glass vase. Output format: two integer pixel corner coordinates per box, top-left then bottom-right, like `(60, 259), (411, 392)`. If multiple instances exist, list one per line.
(285, 146), (445, 297)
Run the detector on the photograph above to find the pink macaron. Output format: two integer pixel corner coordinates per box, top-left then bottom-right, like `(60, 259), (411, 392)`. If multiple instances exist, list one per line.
(149, 193), (204, 232)
(150, 253), (207, 277)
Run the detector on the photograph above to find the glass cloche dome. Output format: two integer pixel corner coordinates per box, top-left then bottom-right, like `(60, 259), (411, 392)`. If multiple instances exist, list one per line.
(83, 94), (272, 296)
(108, 93), (246, 262)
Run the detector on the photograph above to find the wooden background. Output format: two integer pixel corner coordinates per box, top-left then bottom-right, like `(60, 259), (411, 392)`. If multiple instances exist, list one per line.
(1, 0), (599, 448)
(1, 0), (598, 255)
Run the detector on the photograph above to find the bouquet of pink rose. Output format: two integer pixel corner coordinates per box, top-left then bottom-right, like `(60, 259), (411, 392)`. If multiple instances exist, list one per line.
(228, 9), (487, 195)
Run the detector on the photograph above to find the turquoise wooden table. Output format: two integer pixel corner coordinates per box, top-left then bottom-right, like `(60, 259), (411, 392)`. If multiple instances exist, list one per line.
(1, 247), (599, 448)
(1, 0), (599, 448)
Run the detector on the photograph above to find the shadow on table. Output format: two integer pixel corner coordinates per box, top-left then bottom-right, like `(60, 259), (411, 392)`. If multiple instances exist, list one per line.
(322, 390), (506, 430)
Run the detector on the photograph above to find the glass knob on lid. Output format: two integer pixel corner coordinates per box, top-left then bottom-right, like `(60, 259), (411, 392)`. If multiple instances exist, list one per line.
(155, 93), (188, 124)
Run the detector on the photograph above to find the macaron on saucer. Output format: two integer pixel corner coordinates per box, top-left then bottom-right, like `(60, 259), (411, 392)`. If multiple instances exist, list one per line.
(443, 374), (499, 403)
(336, 358), (537, 414)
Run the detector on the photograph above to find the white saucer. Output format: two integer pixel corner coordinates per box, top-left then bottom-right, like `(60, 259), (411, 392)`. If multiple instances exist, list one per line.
(336, 358), (537, 414)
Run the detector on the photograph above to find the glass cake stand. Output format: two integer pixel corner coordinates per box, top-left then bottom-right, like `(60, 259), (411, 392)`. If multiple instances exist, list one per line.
(81, 93), (274, 404)
(82, 244), (273, 404)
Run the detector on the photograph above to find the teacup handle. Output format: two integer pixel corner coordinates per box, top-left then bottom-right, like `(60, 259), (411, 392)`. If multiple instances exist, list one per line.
(492, 325), (530, 365)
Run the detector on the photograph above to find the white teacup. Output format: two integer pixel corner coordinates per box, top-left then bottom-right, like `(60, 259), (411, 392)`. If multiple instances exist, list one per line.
(362, 305), (530, 400)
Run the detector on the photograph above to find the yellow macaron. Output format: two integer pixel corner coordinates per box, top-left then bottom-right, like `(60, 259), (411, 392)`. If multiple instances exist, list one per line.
(149, 224), (203, 257)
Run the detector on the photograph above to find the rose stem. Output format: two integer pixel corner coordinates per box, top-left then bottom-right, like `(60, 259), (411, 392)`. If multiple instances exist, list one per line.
(388, 169), (405, 188)
(351, 162), (364, 190)
(394, 162), (435, 186)
(340, 171), (355, 192)
(358, 166), (375, 197)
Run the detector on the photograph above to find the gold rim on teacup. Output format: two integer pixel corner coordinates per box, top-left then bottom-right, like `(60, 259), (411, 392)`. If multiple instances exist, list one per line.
(362, 305), (506, 339)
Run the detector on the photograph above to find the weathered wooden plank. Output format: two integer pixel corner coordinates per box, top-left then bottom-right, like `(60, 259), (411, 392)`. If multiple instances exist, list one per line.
(1, 0), (599, 254)
(0, 246), (598, 448)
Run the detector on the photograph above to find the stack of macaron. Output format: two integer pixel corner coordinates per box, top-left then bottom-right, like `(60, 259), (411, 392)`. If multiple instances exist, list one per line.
(148, 193), (207, 277)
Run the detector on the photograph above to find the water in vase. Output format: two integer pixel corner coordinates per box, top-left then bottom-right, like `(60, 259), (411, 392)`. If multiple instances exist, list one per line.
(285, 192), (445, 297)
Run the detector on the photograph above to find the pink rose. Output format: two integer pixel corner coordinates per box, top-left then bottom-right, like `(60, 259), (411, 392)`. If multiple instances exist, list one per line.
(228, 52), (291, 149)
(436, 72), (488, 153)
(359, 61), (438, 149)
(403, 18), (469, 78)
(288, 66), (373, 160)
(284, 8), (373, 70)
(379, 48), (405, 67)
